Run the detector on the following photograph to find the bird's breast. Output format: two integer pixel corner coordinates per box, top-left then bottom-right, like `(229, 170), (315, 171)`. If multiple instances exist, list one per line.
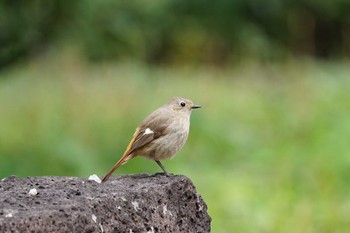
(141, 114), (190, 160)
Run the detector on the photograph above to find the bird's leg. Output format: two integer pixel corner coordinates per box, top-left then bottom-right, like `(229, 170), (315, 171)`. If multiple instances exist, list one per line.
(155, 160), (170, 176)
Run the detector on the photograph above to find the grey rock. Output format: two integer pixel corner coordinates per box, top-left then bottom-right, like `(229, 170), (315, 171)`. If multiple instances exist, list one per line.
(0, 174), (211, 233)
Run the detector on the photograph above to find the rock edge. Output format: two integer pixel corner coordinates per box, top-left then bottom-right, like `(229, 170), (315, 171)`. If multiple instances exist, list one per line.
(0, 174), (211, 233)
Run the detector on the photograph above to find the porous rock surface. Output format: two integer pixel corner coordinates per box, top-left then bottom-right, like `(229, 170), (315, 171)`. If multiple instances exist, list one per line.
(0, 174), (211, 232)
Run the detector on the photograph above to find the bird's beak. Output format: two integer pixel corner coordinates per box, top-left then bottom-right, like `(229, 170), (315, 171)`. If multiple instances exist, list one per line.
(191, 104), (201, 109)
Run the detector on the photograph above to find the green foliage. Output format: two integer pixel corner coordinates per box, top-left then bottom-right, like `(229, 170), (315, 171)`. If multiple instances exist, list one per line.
(1, 0), (350, 67)
(0, 0), (78, 68)
(1, 56), (350, 232)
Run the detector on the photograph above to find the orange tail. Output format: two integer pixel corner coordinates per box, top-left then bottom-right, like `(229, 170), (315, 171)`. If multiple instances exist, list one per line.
(102, 129), (140, 182)
(101, 151), (134, 182)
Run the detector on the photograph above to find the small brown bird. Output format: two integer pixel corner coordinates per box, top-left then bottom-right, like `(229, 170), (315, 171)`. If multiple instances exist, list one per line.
(101, 96), (201, 182)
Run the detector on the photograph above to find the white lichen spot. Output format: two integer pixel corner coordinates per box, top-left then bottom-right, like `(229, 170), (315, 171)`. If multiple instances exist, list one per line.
(129, 229), (134, 233)
(28, 188), (38, 196)
(121, 196), (127, 202)
(117, 206), (122, 210)
(198, 204), (203, 211)
(196, 195), (204, 211)
(163, 205), (167, 215)
(92, 214), (97, 223)
(99, 223), (104, 232)
(5, 213), (13, 218)
(131, 201), (140, 211)
(163, 205), (172, 216)
(88, 174), (101, 183)
(147, 226), (155, 233)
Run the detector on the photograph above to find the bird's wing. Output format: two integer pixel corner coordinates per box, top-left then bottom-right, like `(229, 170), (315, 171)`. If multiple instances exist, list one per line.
(129, 123), (168, 153)
(129, 108), (172, 153)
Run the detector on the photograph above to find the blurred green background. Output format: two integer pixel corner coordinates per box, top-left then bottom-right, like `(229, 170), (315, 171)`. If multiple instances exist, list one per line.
(1, 1), (350, 232)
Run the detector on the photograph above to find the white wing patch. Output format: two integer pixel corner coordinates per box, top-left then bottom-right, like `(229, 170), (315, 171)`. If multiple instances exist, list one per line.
(144, 128), (154, 135)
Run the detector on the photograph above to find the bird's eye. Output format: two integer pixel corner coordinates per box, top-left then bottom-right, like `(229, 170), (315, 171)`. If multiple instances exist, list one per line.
(180, 101), (186, 107)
